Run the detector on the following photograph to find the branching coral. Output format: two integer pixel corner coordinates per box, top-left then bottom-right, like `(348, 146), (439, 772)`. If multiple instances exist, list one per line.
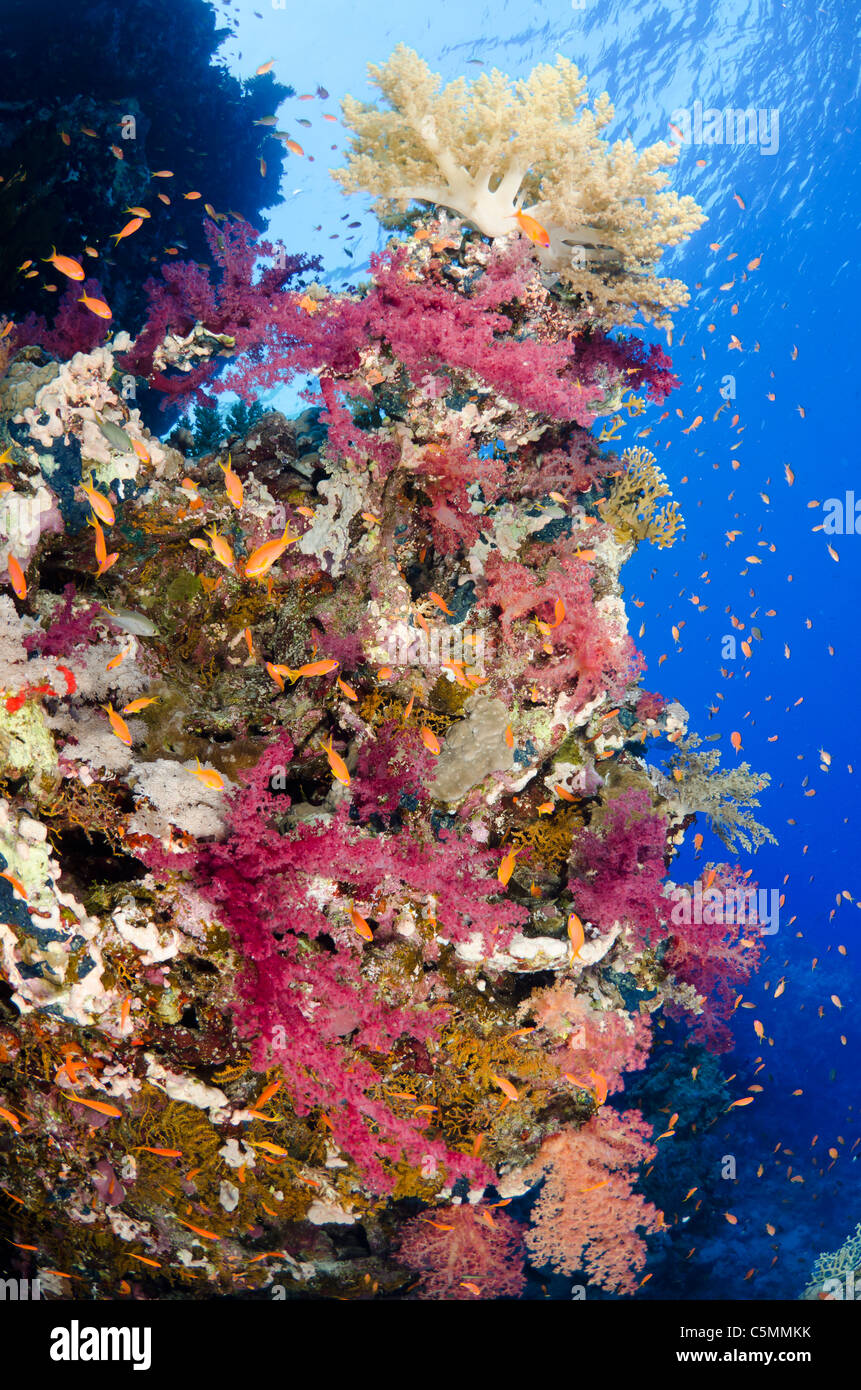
(600, 445), (684, 549)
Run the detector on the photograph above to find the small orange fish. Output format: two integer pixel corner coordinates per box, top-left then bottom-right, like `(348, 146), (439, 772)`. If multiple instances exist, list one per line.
(512, 210), (551, 248)
(286, 659), (339, 682)
(112, 217), (143, 244)
(284, 140), (304, 157)
(490, 1074), (519, 1102)
(175, 1219), (220, 1240)
(205, 526), (235, 570)
(184, 191), (202, 200)
(266, 662), (285, 691)
(6, 553), (27, 600)
(252, 1141), (289, 1157)
(126, 205), (151, 218)
(730, 730), (742, 753)
(504, 723), (514, 748)
(421, 726), (441, 755)
(219, 454), (243, 508)
(244, 525), (296, 580)
(151, 170), (173, 178)
(727, 1097), (754, 1109)
(254, 1080), (282, 1109)
(567, 912), (585, 958)
(190, 759), (224, 791)
(321, 736), (350, 785)
(0, 1106), (22, 1131)
(122, 697), (156, 714)
(256, 59), (275, 74)
(497, 846), (521, 886)
(96, 552), (119, 577)
(70, 1096), (122, 1118)
(43, 247), (85, 281)
(135, 1147), (183, 1157)
(81, 481), (115, 524)
(89, 513), (107, 566)
(78, 294), (113, 319)
(725, 1212), (738, 1224)
(101, 702), (132, 746)
(428, 590), (453, 616)
(350, 907), (373, 941)
(129, 1255), (161, 1268)
(460, 1282), (482, 1295)
(337, 676), (358, 701)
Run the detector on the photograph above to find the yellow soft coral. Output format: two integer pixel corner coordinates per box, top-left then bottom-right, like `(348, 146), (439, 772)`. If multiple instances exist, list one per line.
(334, 46), (706, 329)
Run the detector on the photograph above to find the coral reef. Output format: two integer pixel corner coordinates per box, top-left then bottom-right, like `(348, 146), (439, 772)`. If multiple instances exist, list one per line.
(0, 47), (771, 1302)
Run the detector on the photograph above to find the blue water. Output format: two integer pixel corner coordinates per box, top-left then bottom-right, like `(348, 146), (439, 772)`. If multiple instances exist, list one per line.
(203, 0), (859, 1298)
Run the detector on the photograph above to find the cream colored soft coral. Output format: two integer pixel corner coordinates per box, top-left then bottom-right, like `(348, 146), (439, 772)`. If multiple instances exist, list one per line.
(333, 45), (706, 329)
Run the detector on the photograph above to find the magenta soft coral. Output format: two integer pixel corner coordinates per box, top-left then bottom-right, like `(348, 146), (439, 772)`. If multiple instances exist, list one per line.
(569, 789), (669, 947)
(663, 864), (764, 1052)
(14, 279), (110, 359)
(118, 219), (320, 405)
(480, 546), (642, 706)
(398, 1202), (527, 1299)
(524, 1109), (662, 1293)
(144, 733), (526, 1190)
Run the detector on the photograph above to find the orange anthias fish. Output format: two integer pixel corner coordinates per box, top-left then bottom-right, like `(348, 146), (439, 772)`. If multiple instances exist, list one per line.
(6, 554), (27, 600)
(497, 845), (521, 887)
(321, 736), (350, 785)
(81, 481), (115, 524)
(112, 217), (143, 244)
(567, 911), (585, 959)
(285, 659), (339, 682)
(189, 759), (224, 791)
(101, 703), (132, 746)
(420, 726), (441, 755)
(219, 454), (243, 508)
(350, 907), (374, 941)
(122, 696), (157, 715)
(428, 590), (453, 616)
(490, 1074), (519, 1102)
(70, 1096), (123, 1119)
(730, 730), (743, 753)
(78, 294), (113, 319)
(512, 210), (551, 247)
(205, 526), (235, 570)
(244, 525), (296, 580)
(43, 247), (85, 280)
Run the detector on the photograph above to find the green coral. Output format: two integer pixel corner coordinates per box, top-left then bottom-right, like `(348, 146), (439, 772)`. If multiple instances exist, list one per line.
(0, 698), (59, 796)
(665, 734), (776, 854)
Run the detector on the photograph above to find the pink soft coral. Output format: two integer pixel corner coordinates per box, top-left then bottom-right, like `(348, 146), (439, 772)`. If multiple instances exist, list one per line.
(569, 789), (668, 946)
(398, 1203), (527, 1299)
(524, 1110), (661, 1293)
(480, 545), (642, 705)
(529, 984), (652, 1095)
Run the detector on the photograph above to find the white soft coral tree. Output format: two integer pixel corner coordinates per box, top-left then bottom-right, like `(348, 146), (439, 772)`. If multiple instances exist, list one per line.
(333, 45), (706, 330)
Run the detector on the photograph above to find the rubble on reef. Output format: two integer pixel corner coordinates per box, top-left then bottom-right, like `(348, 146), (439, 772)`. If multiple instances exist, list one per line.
(0, 48), (773, 1301)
